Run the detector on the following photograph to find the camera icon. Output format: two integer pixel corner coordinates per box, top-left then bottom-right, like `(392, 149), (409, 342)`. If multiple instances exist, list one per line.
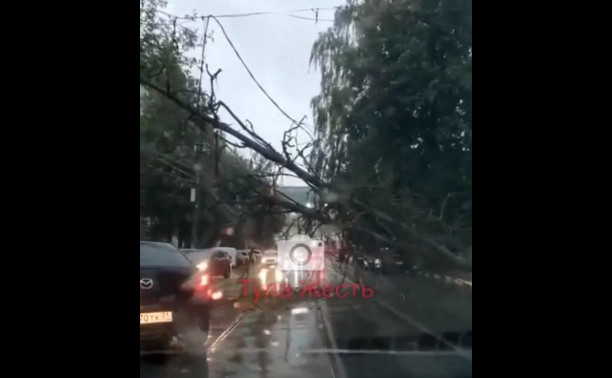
(277, 235), (325, 271)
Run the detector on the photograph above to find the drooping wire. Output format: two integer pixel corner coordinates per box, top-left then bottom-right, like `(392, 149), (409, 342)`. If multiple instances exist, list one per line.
(208, 16), (295, 123)
(209, 16), (315, 139)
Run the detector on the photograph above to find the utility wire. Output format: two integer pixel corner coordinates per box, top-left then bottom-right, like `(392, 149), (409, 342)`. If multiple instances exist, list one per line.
(209, 16), (295, 123)
(151, 8), (325, 130)
(147, 8), (319, 139)
(209, 16), (315, 139)
(155, 8), (337, 22)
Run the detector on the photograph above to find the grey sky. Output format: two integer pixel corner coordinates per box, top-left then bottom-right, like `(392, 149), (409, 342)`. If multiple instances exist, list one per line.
(165, 0), (343, 186)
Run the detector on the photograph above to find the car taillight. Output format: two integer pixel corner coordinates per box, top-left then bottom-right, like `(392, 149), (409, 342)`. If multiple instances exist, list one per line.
(212, 290), (223, 300)
(181, 272), (209, 292)
(196, 274), (209, 290)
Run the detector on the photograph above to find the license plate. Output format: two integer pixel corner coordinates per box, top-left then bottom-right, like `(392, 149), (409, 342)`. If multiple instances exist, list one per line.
(396, 261), (404, 265)
(140, 311), (173, 325)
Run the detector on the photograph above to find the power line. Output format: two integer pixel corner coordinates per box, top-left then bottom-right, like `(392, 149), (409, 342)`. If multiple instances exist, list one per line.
(288, 14), (334, 22)
(154, 8), (338, 22)
(209, 16), (315, 135)
(157, 6), (342, 16)
(148, 8), (319, 136)
(151, 10), (335, 34)
(288, 7), (343, 12)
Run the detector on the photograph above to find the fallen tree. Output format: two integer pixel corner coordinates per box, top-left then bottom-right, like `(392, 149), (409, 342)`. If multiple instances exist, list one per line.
(139, 0), (472, 271)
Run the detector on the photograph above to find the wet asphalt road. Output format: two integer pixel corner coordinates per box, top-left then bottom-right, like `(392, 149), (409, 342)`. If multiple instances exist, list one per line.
(322, 264), (472, 378)
(140, 260), (472, 378)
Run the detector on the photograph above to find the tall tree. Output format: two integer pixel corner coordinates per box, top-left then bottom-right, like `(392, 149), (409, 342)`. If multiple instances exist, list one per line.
(310, 0), (472, 269)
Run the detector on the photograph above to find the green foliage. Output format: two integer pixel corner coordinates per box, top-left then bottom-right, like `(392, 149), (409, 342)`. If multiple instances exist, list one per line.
(311, 0), (472, 268)
(140, 0), (284, 248)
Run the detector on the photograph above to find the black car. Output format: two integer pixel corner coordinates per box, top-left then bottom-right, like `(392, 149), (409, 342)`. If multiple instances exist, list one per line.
(140, 242), (213, 351)
(210, 250), (232, 277)
(181, 249), (232, 279)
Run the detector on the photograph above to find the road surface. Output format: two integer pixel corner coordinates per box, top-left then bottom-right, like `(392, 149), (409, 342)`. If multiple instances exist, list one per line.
(140, 260), (472, 378)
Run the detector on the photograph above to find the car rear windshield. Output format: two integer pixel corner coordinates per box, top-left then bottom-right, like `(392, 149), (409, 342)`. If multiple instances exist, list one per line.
(140, 243), (192, 268)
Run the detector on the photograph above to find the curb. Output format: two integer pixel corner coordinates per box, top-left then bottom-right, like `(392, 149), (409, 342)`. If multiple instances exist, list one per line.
(329, 258), (471, 288)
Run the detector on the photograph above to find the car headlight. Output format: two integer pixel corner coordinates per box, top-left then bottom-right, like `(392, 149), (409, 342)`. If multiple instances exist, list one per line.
(375, 258), (381, 264)
(196, 261), (208, 271)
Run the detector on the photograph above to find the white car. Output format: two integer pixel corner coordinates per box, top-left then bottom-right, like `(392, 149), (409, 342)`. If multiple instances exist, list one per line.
(261, 249), (277, 266)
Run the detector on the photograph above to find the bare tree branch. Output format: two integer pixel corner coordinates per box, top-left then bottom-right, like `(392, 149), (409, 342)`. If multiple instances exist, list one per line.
(140, 77), (325, 187)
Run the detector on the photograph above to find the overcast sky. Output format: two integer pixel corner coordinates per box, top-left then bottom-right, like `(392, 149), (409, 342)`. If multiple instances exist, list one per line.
(164, 0), (344, 186)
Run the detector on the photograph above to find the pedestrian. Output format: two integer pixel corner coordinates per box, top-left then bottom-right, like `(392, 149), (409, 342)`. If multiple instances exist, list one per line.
(241, 249), (254, 278)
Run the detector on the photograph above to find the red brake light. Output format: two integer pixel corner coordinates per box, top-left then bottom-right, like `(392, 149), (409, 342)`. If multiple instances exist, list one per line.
(197, 274), (209, 289)
(180, 272), (210, 293)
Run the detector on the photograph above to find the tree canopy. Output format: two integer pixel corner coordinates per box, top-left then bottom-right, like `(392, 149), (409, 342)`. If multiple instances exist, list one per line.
(310, 0), (472, 269)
